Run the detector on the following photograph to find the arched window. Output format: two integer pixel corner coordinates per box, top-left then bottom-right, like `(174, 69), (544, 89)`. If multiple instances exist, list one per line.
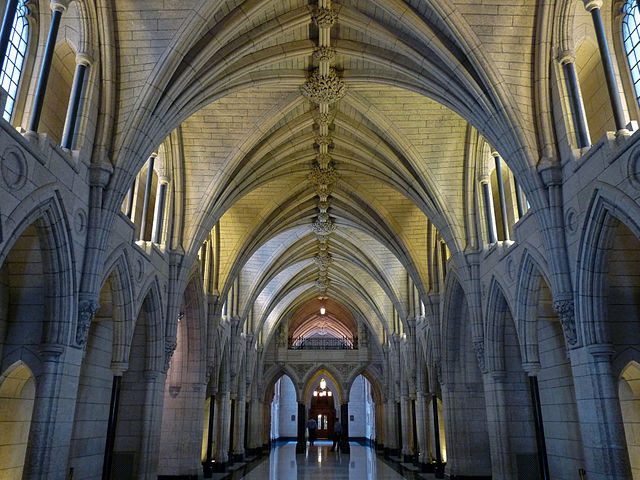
(0, 0), (29, 122)
(623, 0), (640, 106)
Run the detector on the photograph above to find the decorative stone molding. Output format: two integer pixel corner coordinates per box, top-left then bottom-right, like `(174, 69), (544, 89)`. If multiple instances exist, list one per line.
(312, 212), (336, 236)
(553, 299), (578, 346)
(311, 7), (338, 28)
(314, 183), (334, 202)
(316, 277), (330, 291)
(164, 339), (177, 371)
(312, 46), (336, 62)
(473, 340), (488, 374)
(308, 162), (338, 186)
(312, 110), (335, 127)
(76, 298), (100, 347)
(301, 68), (346, 105)
(314, 251), (332, 270)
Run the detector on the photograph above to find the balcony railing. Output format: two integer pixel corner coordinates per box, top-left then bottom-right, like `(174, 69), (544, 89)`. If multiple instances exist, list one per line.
(289, 336), (357, 350)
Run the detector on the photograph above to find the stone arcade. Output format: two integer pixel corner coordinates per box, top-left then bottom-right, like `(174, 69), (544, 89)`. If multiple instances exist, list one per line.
(2, 0), (640, 479)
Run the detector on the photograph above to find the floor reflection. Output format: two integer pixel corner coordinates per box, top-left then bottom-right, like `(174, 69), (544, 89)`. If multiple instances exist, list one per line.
(237, 441), (410, 479)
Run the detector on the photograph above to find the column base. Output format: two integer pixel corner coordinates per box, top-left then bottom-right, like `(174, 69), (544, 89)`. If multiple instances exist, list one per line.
(231, 453), (244, 463)
(403, 454), (414, 463)
(211, 461), (227, 473)
(296, 441), (306, 453)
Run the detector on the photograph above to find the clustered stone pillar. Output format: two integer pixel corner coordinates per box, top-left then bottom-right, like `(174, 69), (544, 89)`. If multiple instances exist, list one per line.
(61, 55), (90, 149)
(213, 390), (230, 471)
(401, 397), (412, 461)
(415, 392), (429, 469)
(203, 392), (215, 478)
(482, 371), (513, 479)
(583, 0), (627, 132)
(571, 344), (632, 479)
(24, 345), (66, 479)
(29, 1), (66, 133)
(233, 396), (246, 461)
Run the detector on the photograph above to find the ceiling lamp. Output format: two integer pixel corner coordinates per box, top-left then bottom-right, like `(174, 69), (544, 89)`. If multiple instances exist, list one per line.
(320, 378), (327, 390)
(320, 307), (326, 315)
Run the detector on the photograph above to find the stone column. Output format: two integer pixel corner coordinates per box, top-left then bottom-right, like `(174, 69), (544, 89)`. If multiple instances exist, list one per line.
(571, 344), (632, 480)
(583, 0), (627, 132)
(482, 371), (515, 479)
(233, 396), (246, 461)
(295, 402), (306, 453)
(415, 392), (429, 468)
(228, 398), (236, 463)
(28, 1), (66, 133)
(528, 369), (550, 480)
(102, 364), (126, 480)
(559, 51), (591, 148)
(341, 403), (350, 453)
(481, 181), (498, 244)
(213, 391), (230, 471)
(203, 394), (215, 478)
(23, 344), (67, 480)
(384, 400), (397, 457)
(431, 394), (444, 479)
(151, 178), (168, 243)
(137, 370), (165, 479)
(61, 54), (90, 149)
(400, 396), (412, 461)
(492, 152), (510, 241)
(513, 176), (526, 219)
(138, 155), (155, 241)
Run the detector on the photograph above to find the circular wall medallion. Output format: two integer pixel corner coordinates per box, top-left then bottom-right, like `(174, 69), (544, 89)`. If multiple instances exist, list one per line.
(74, 209), (87, 234)
(565, 207), (577, 234)
(507, 257), (516, 282)
(628, 149), (640, 189)
(1, 147), (27, 190)
(136, 258), (145, 282)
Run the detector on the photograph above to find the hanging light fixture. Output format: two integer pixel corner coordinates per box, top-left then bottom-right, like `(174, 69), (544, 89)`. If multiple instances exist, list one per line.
(320, 306), (326, 315)
(320, 378), (327, 390)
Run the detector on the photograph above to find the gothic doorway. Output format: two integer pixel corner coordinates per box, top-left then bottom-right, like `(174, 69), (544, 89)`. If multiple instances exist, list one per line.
(310, 378), (336, 440)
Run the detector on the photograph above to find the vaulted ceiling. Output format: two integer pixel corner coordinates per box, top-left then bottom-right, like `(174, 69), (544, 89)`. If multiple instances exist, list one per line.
(107, 0), (541, 347)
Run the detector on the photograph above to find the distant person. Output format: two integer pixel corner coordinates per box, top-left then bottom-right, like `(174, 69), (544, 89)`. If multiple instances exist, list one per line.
(330, 418), (343, 452)
(306, 417), (317, 446)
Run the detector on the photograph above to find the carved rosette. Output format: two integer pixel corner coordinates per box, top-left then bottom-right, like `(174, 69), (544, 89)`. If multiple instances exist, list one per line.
(301, 68), (346, 105)
(311, 7), (338, 28)
(164, 339), (177, 371)
(553, 299), (577, 346)
(76, 298), (100, 347)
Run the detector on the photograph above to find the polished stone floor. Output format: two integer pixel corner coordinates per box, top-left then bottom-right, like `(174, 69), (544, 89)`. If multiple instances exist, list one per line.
(235, 441), (416, 479)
